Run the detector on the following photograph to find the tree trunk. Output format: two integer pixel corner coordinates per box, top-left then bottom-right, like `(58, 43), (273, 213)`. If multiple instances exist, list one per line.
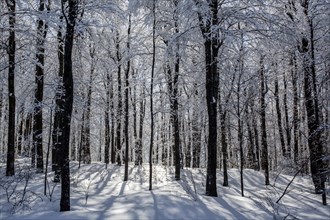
(81, 46), (94, 165)
(252, 101), (260, 171)
(246, 102), (255, 169)
(291, 54), (299, 164)
(33, 0), (49, 173)
(198, 0), (220, 196)
(149, 0), (156, 191)
(0, 86), (3, 155)
(283, 74), (291, 158)
(192, 87), (201, 168)
(110, 73), (116, 164)
(259, 56), (270, 185)
(59, 0), (78, 211)
(52, 16), (64, 183)
(136, 86), (144, 166)
(6, 0), (16, 177)
(104, 71), (111, 166)
(70, 122), (76, 161)
(116, 30), (122, 166)
(124, 14), (131, 181)
(17, 107), (24, 156)
(300, 16), (325, 196)
(274, 75), (286, 157)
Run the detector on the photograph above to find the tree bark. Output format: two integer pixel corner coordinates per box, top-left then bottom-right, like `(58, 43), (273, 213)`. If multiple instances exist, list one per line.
(274, 75), (286, 157)
(124, 13), (131, 181)
(6, 0), (16, 177)
(192, 86), (201, 168)
(116, 30), (122, 166)
(149, 0), (156, 190)
(52, 16), (64, 182)
(283, 74), (291, 158)
(259, 56), (270, 185)
(196, 0), (220, 197)
(290, 54), (299, 164)
(59, 0), (78, 211)
(33, 0), (49, 173)
(81, 45), (95, 164)
(136, 86), (145, 166)
(104, 72), (111, 166)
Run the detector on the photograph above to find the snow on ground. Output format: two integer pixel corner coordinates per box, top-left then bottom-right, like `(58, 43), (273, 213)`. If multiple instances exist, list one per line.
(0, 160), (329, 220)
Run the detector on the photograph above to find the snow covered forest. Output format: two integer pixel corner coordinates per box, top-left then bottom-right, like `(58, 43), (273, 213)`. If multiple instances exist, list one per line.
(0, 0), (329, 219)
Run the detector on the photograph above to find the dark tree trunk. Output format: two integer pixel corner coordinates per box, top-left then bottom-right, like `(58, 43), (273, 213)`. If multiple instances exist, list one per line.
(24, 112), (33, 157)
(185, 115), (191, 168)
(110, 73), (116, 164)
(116, 30), (122, 166)
(246, 103), (256, 169)
(173, 0), (181, 180)
(6, 0), (16, 177)
(17, 107), (24, 156)
(165, 55), (181, 180)
(274, 76), (286, 157)
(192, 87), (201, 168)
(78, 112), (84, 168)
(300, 17), (325, 197)
(131, 70), (138, 165)
(291, 54), (299, 164)
(283, 74), (291, 158)
(220, 108), (228, 186)
(252, 101), (260, 171)
(0, 86), (3, 154)
(104, 74), (111, 166)
(81, 46), (94, 165)
(259, 56), (270, 185)
(59, 0), (78, 211)
(33, 0), (49, 173)
(196, 0), (220, 196)
(52, 16), (64, 182)
(149, 0), (156, 191)
(136, 86), (145, 166)
(71, 123), (76, 161)
(124, 14), (131, 181)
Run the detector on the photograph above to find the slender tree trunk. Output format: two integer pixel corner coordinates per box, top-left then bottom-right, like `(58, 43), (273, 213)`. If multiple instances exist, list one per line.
(283, 74), (291, 158)
(110, 74), (116, 164)
(17, 107), (24, 156)
(274, 75), (286, 157)
(33, 0), (49, 173)
(0, 86), (3, 154)
(116, 30), (122, 166)
(70, 122), (76, 161)
(82, 46), (94, 164)
(246, 102), (255, 169)
(149, 0), (156, 191)
(79, 112), (85, 167)
(124, 14), (131, 181)
(237, 91), (244, 197)
(252, 101), (260, 171)
(192, 87), (201, 168)
(291, 54), (299, 164)
(104, 72), (111, 166)
(259, 56), (270, 185)
(136, 86), (145, 166)
(52, 16), (64, 182)
(220, 107), (228, 186)
(131, 70), (138, 165)
(6, 0), (16, 177)
(59, 0), (78, 211)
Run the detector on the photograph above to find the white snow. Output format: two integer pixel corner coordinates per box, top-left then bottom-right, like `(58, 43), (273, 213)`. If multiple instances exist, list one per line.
(1, 160), (329, 220)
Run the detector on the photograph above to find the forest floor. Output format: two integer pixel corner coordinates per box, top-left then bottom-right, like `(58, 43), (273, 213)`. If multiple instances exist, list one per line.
(0, 159), (329, 219)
